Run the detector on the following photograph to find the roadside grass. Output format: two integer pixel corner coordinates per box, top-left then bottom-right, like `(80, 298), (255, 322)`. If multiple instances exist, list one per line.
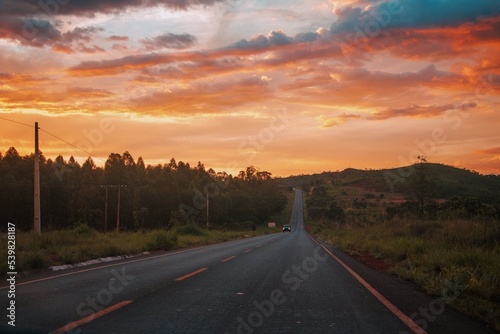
(176, 224), (278, 248)
(309, 218), (500, 330)
(0, 189), (294, 274)
(0, 223), (280, 274)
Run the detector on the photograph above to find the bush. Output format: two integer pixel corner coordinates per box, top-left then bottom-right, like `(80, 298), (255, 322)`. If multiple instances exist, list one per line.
(102, 244), (120, 257)
(146, 230), (178, 250)
(176, 224), (206, 236)
(20, 252), (46, 270)
(73, 223), (96, 236)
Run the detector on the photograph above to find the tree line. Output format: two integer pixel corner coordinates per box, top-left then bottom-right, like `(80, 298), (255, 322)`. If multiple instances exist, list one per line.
(0, 147), (287, 232)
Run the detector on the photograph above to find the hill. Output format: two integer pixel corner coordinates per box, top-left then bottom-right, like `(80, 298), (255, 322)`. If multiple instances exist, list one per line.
(278, 163), (500, 205)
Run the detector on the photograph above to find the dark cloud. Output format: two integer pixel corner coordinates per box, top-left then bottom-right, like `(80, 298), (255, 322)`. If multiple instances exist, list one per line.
(0, 0), (221, 47)
(0, 0), (224, 17)
(0, 16), (61, 46)
(0, 14), (106, 50)
(331, 0), (500, 34)
(108, 35), (129, 41)
(229, 30), (301, 50)
(268, 30), (293, 46)
(230, 34), (272, 50)
(68, 53), (177, 75)
(294, 31), (320, 43)
(471, 17), (500, 41)
(141, 32), (197, 50)
(228, 30), (321, 51)
(61, 26), (103, 43)
(397, 0), (500, 28)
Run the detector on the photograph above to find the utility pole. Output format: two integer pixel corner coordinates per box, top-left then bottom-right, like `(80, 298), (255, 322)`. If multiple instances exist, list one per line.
(101, 186), (109, 232)
(116, 185), (122, 232)
(101, 185), (126, 232)
(206, 195), (209, 230)
(34, 122), (41, 236)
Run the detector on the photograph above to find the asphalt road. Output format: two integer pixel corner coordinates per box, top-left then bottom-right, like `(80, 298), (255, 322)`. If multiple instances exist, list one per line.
(1, 189), (497, 333)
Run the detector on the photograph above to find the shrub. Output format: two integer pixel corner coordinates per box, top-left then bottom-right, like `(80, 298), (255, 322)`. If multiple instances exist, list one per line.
(102, 244), (120, 257)
(73, 223), (96, 237)
(176, 224), (206, 236)
(20, 252), (46, 270)
(146, 230), (178, 250)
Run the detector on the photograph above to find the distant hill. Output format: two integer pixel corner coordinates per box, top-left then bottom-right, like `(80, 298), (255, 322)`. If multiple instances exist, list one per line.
(278, 163), (500, 205)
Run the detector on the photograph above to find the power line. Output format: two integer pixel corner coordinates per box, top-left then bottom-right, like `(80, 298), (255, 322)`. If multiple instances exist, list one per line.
(0, 116), (107, 163)
(0, 115), (33, 128)
(39, 128), (107, 164)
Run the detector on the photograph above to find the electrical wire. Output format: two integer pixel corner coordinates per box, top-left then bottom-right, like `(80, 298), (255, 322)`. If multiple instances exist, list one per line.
(0, 115), (34, 128)
(39, 128), (107, 164)
(0, 115), (106, 164)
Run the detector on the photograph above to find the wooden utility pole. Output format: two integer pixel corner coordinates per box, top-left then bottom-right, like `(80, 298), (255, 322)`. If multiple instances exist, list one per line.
(117, 185), (122, 232)
(102, 186), (109, 232)
(34, 122), (41, 236)
(102, 185), (126, 232)
(206, 195), (209, 230)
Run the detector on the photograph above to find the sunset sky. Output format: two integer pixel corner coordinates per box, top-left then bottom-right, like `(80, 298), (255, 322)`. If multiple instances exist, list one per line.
(1, 0), (499, 176)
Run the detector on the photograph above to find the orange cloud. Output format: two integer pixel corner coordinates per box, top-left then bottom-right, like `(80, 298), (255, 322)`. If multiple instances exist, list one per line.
(52, 43), (74, 54)
(318, 113), (361, 128)
(369, 103), (477, 121)
(479, 147), (500, 155)
(128, 75), (273, 115)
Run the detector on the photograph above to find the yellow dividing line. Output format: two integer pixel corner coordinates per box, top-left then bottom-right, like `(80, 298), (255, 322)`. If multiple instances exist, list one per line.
(50, 300), (133, 334)
(244, 249), (253, 253)
(222, 255), (237, 262)
(310, 237), (427, 334)
(175, 267), (208, 281)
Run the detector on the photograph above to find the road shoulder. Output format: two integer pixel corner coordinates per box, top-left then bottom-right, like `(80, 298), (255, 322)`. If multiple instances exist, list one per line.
(309, 235), (498, 334)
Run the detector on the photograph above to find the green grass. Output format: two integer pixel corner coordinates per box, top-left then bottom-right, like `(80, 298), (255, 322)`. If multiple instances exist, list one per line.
(0, 223), (280, 274)
(309, 218), (500, 330)
(177, 224), (278, 248)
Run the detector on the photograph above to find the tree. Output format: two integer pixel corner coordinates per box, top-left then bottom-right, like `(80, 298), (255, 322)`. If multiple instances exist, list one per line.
(137, 157), (146, 173)
(0, 148), (288, 232)
(82, 157), (97, 170)
(405, 156), (436, 220)
(105, 153), (126, 184)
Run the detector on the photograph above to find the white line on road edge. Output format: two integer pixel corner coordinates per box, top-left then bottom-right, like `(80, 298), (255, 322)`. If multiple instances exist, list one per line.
(309, 237), (427, 334)
(0, 247), (200, 289)
(0, 234), (280, 290)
